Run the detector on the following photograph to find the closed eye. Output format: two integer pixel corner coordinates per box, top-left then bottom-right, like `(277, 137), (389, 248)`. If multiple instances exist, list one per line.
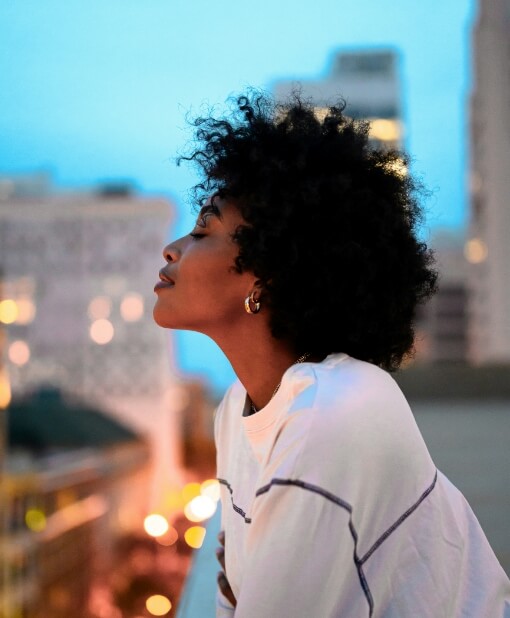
(189, 232), (206, 240)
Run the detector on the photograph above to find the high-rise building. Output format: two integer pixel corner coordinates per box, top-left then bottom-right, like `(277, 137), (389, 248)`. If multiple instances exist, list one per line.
(414, 230), (469, 363)
(467, 0), (510, 363)
(0, 175), (184, 504)
(273, 48), (403, 149)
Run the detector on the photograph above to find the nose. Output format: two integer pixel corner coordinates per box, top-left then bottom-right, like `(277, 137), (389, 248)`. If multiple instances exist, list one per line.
(162, 240), (181, 263)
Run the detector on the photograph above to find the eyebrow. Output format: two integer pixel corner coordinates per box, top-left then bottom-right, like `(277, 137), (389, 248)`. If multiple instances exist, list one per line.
(198, 202), (223, 221)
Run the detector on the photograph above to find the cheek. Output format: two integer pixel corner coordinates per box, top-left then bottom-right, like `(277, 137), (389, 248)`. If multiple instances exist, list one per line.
(181, 249), (238, 293)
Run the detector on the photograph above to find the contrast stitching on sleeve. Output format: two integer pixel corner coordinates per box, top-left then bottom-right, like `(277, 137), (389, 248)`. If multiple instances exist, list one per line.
(359, 469), (438, 565)
(218, 478), (252, 524)
(255, 478), (374, 616)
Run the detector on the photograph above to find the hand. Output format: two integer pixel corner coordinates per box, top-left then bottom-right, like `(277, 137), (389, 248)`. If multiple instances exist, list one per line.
(216, 530), (237, 607)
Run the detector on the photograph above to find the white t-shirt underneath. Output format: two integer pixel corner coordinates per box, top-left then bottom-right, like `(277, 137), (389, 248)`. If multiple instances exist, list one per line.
(214, 353), (510, 617)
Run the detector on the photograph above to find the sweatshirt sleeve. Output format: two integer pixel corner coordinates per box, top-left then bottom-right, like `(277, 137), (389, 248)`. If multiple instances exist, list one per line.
(232, 478), (371, 618)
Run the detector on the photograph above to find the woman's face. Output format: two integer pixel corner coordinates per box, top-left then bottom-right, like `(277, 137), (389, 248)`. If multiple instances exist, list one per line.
(153, 198), (256, 335)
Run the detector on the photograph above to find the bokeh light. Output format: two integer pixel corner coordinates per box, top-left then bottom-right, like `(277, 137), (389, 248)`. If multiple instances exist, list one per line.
(120, 292), (144, 322)
(8, 340), (31, 366)
(163, 487), (185, 511)
(0, 299), (18, 324)
(184, 495), (216, 522)
(369, 118), (401, 142)
(0, 370), (11, 409)
(464, 238), (488, 264)
(155, 525), (179, 547)
(25, 508), (47, 532)
(89, 319), (114, 345)
(15, 296), (36, 324)
(88, 296), (112, 320)
(184, 526), (206, 549)
(200, 479), (221, 502)
(145, 594), (172, 616)
(181, 482), (201, 504)
(143, 513), (169, 538)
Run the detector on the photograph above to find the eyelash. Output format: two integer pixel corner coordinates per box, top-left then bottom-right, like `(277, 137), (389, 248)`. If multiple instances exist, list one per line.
(189, 232), (205, 240)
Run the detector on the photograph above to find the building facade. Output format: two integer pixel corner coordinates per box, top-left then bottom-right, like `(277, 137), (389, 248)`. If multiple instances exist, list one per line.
(467, 0), (510, 363)
(274, 48), (403, 149)
(414, 230), (469, 364)
(0, 176), (185, 505)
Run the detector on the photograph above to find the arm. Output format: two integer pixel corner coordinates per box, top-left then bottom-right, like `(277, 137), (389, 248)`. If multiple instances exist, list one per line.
(233, 479), (372, 618)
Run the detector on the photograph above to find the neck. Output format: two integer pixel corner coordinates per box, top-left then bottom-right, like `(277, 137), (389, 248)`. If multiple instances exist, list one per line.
(208, 320), (302, 411)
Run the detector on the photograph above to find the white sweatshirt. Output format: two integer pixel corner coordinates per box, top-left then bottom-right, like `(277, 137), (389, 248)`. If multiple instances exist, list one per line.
(214, 353), (510, 617)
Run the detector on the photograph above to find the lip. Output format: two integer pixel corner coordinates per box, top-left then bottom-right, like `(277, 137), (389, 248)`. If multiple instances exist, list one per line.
(154, 280), (175, 292)
(155, 269), (175, 292)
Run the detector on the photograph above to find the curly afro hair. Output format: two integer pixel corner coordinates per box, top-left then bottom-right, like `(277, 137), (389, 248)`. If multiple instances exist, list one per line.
(180, 90), (438, 371)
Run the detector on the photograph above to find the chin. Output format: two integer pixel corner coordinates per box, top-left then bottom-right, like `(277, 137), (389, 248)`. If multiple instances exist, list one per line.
(152, 304), (170, 328)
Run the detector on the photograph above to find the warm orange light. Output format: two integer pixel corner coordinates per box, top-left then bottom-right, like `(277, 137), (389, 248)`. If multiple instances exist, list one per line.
(8, 340), (30, 366)
(201, 479), (221, 502)
(88, 296), (112, 320)
(145, 594), (172, 616)
(0, 299), (18, 324)
(369, 118), (401, 142)
(182, 482), (201, 504)
(0, 369), (11, 409)
(89, 319), (114, 344)
(144, 514), (169, 538)
(15, 297), (36, 324)
(464, 238), (488, 264)
(184, 495), (217, 522)
(184, 526), (206, 549)
(155, 526), (178, 546)
(120, 293), (144, 322)
(164, 487), (185, 510)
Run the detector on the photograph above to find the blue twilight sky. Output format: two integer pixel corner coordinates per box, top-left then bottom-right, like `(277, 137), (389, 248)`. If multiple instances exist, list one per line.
(0, 0), (475, 392)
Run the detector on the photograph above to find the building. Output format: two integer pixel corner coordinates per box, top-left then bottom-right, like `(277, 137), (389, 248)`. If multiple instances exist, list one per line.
(273, 48), (403, 149)
(414, 230), (469, 364)
(467, 0), (510, 363)
(0, 175), (185, 508)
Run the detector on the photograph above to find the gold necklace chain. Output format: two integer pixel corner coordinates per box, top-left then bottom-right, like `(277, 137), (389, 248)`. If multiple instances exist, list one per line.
(249, 352), (312, 414)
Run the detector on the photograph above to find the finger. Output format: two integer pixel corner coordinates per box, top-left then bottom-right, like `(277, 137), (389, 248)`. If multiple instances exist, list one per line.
(215, 546), (226, 571)
(217, 571), (237, 607)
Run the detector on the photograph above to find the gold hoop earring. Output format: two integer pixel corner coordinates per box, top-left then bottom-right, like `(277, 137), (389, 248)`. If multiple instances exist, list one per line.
(244, 291), (261, 314)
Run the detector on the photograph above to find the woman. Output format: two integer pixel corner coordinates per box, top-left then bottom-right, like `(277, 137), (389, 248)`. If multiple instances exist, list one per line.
(154, 92), (510, 617)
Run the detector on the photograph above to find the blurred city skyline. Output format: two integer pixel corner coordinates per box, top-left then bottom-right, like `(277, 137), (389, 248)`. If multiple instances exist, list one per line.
(0, 0), (475, 388)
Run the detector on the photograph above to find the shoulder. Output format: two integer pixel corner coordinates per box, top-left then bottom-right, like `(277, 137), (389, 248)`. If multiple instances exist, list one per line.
(275, 353), (435, 502)
(309, 354), (414, 440)
(286, 353), (412, 440)
(311, 353), (399, 403)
